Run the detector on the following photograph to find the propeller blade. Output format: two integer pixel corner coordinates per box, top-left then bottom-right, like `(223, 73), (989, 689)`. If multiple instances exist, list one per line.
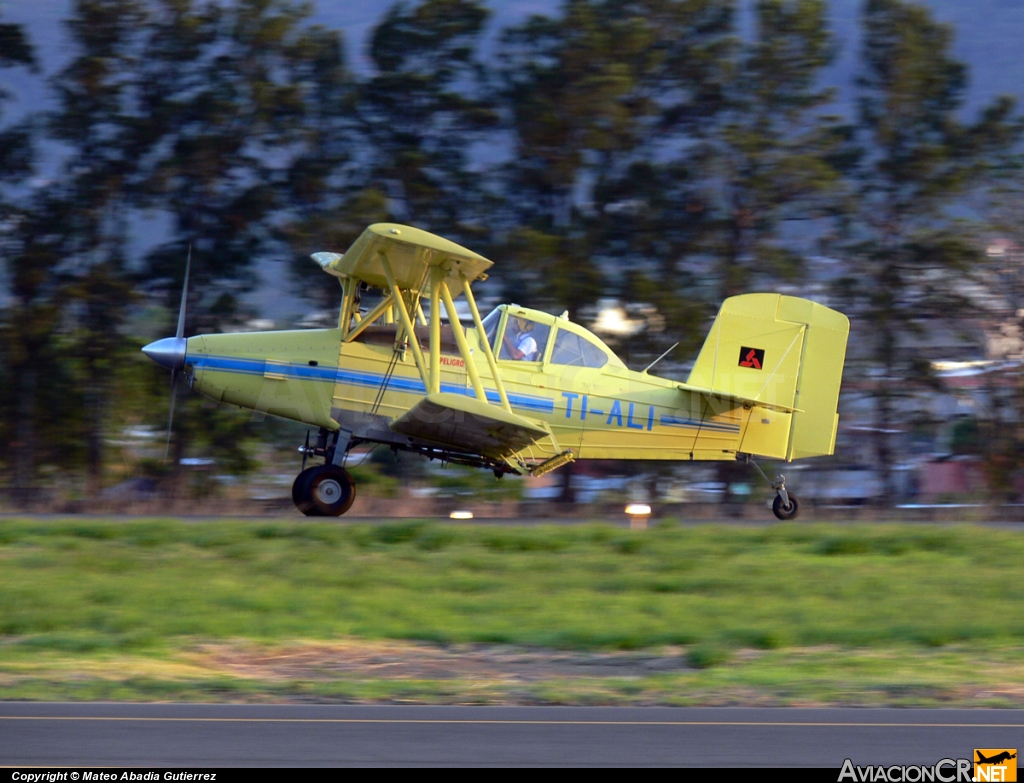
(176, 245), (191, 340)
(164, 369), (178, 460)
(165, 246), (191, 460)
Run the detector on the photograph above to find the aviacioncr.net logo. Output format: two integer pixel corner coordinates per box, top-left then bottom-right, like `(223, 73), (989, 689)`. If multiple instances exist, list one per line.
(974, 749), (1017, 782)
(839, 758), (973, 782)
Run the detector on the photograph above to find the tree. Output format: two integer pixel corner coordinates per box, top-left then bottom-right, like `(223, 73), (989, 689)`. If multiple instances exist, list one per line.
(495, 0), (733, 323)
(0, 16), (36, 181)
(0, 200), (78, 493)
(127, 0), (354, 474)
(282, 0), (499, 310)
(700, 0), (844, 300)
(136, 0), (330, 324)
(276, 21), (371, 310)
(45, 0), (147, 495)
(839, 0), (1019, 503)
(360, 0), (495, 235)
(0, 14), (46, 491)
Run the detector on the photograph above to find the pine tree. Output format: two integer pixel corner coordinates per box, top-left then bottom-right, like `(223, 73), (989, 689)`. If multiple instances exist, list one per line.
(702, 0), (844, 300)
(0, 16), (35, 180)
(359, 0), (495, 235)
(842, 0), (1019, 503)
(128, 0), (355, 478)
(277, 24), (381, 310)
(0, 14), (45, 491)
(495, 1), (735, 349)
(136, 0), (328, 323)
(45, 0), (148, 495)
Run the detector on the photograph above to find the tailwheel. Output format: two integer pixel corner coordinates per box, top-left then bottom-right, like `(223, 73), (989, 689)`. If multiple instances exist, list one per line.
(772, 492), (800, 520)
(293, 465), (356, 517)
(745, 458), (801, 521)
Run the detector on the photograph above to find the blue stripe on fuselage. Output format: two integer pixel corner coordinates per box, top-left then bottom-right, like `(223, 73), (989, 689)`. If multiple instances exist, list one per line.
(659, 415), (740, 433)
(190, 355), (555, 414)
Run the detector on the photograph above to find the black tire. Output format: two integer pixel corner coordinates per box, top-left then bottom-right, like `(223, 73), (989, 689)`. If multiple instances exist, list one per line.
(292, 467), (323, 516)
(299, 465), (356, 517)
(772, 493), (800, 520)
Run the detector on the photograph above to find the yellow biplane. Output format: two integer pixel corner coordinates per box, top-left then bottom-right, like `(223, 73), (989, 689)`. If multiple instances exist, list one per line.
(143, 223), (849, 518)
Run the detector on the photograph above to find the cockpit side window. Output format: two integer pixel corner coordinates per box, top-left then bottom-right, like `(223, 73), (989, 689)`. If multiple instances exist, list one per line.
(499, 314), (550, 362)
(551, 329), (609, 368)
(579, 336), (609, 368)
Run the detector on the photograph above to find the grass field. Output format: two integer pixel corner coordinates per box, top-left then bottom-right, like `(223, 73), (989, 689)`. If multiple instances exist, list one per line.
(1, 517), (1023, 705)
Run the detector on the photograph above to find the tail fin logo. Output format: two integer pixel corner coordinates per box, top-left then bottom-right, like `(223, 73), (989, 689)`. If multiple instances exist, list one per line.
(739, 347), (764, 370)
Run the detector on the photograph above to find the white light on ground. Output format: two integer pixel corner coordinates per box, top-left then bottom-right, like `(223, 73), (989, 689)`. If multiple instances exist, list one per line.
(450, 510), (474, 520)
(626, 503), (651, 530)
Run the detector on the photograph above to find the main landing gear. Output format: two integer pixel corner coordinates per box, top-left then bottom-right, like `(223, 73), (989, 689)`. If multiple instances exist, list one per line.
(292, 428), (356, 517)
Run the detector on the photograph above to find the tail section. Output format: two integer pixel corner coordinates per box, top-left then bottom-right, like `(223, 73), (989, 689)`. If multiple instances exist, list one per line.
(686, 294), (849, 460)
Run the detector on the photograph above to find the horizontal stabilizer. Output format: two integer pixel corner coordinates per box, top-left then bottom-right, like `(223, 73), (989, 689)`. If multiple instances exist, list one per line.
(389, 392), (547, 458)
(675, 383), (802, 414)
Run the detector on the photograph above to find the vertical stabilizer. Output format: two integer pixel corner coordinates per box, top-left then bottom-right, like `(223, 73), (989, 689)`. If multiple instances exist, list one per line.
(687, 294), (849, 460)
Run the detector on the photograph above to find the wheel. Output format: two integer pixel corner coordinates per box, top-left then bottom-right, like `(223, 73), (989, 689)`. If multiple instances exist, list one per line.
(772, 493), (800, 520)
(308, 466), (356, 516)
(292, 467), (323, 516)
(292, 467), (319, 509)
(297, 465), (356, 517)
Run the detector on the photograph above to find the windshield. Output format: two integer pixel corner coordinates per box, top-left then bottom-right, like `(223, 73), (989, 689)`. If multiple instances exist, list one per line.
(480, 308), (502, 350)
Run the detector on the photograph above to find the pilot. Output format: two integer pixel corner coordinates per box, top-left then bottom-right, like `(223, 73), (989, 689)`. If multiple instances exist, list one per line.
(505, 316), (539, 361)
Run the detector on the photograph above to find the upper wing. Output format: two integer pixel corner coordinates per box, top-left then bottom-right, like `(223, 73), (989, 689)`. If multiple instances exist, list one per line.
(311, 223), (492, 297)
(389, 392), (548, 458)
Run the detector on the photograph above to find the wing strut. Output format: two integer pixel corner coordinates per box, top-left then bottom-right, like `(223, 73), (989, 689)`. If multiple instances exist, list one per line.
(342, 292), (394, 342)
(378, 250), (429, 386)
(461, 274), (512, 413)
(429, 267), (442, 394)
(439, 276), (488, 406)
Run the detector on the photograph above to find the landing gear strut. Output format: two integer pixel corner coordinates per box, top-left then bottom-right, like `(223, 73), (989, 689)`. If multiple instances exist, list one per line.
(292, 427), (357, 517)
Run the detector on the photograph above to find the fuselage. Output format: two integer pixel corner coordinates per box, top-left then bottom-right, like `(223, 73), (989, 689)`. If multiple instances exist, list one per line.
(184, 304), (752, 463)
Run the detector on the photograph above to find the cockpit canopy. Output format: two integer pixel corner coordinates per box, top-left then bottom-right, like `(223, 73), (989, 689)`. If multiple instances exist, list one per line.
(479, 305), (625, 369)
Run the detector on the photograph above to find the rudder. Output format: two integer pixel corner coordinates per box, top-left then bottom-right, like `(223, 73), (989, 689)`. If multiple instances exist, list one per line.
(779, 296), (849, 459)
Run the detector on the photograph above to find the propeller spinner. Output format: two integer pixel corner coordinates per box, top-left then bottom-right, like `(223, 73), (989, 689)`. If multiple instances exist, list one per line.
(142, 247), (191, 458)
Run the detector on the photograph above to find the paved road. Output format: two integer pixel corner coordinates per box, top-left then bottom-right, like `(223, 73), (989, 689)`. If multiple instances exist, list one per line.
(1, 704), (1021, 767)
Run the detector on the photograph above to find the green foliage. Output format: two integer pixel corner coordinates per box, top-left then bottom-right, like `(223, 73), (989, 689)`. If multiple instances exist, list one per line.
(835, 0), (1021, 501)
(687, 642), (730, 669)
(698, 0), (844, 299)
(361, 0), (495, 233)
(492, 0), (733, 327)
